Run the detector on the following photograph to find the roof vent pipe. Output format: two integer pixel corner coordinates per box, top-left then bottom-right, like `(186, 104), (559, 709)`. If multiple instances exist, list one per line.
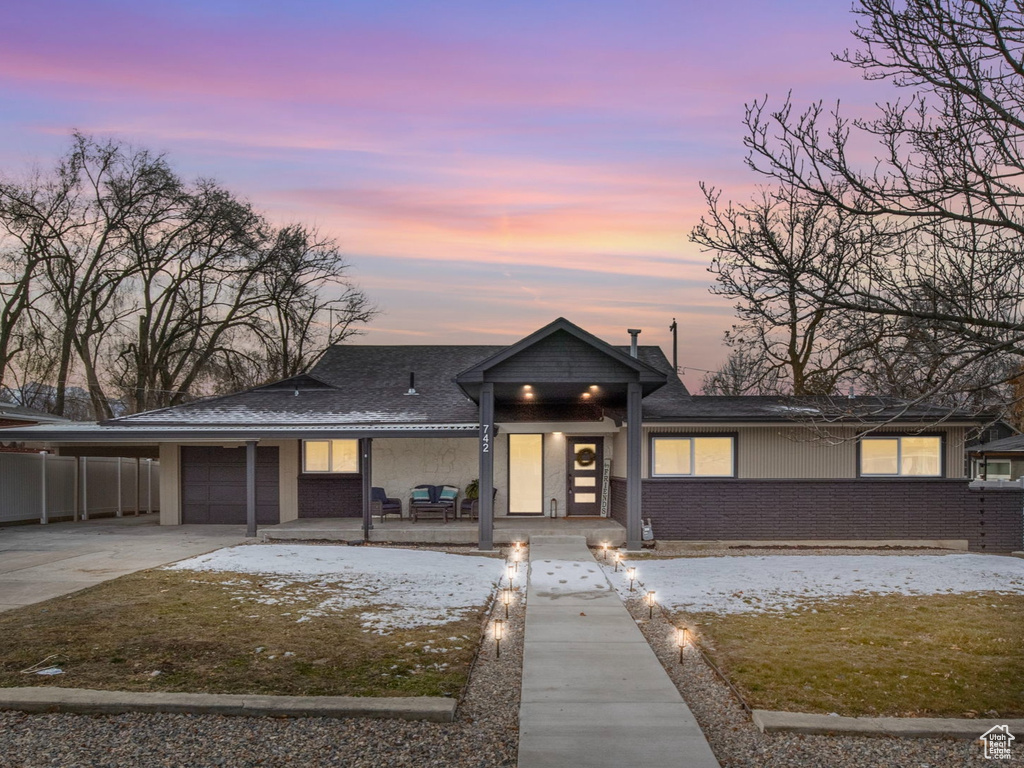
(848, 386), (856, 399)
(406, 372), (418, 396)
(628, 328), (641, 358)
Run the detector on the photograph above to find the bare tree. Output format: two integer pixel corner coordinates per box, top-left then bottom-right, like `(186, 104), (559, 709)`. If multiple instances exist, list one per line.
(693, 184), (882, 395)
(726, 0), (1024, 415)
(0, 133), (378, 418)
(701, 347), (782, 395)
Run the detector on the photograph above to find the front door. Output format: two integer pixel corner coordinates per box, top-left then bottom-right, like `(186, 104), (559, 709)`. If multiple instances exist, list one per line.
(566, 437), (603, 516)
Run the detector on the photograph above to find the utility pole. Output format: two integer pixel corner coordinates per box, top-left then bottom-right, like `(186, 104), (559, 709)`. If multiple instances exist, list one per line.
(669, 318), (678, 374)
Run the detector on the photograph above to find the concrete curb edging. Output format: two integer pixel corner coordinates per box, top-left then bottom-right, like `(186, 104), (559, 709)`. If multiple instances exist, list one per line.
(752, 710), (1024, 739)
(0, 687), (456, 722)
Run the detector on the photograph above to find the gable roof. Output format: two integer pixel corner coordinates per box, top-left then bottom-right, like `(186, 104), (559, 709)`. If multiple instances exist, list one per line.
(456, 317), (668, 393)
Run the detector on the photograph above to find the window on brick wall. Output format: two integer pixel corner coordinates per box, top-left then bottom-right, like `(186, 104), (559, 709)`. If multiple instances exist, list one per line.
(303, 439), (359, 473)
(860, 436), (942, 477)
(650, 436), (735, 477)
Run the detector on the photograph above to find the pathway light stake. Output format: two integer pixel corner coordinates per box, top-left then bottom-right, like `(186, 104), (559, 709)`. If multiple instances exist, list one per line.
(626, 566), (637, 592)
(613, 551), (622, 572)
(494, 619), (505, 658)
(507, 563), (516, 583)
(601, 543), (609, 560)
(646, 590), (656, 619)
(512, 551), (520, 573)
(676, 626), (692, 663)
(502, 587), (513, 618)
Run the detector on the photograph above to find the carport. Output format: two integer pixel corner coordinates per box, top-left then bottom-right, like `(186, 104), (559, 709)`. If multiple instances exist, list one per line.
(10, 423), (477, 539)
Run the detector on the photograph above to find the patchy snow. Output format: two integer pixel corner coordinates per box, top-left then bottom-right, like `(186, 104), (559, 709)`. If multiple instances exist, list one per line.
(603, 554), (1024, 614)
(529, 558), (612, 599)
(168, 544), (505, 633)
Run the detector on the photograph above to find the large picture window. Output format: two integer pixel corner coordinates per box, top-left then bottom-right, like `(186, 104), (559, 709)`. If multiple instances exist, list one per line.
(303, 439), (359, 473)
(650, 436), (734, 477)
(860, 436), (942, 477)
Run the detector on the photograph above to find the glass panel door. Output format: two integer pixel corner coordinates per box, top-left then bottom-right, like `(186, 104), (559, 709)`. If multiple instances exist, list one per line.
(567, 437), (603, 516)
(509, 434), (544, 514)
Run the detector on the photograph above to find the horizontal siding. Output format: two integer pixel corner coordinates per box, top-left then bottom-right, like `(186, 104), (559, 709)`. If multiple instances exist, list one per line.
(643, 425), (968, 480)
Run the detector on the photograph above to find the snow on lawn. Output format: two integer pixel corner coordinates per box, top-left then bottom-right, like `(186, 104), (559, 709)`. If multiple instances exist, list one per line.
(168, 544), (505, 633)
(604, 554), (1024, 615)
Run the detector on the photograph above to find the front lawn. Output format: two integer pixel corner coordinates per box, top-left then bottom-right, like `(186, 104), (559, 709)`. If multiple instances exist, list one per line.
(605, 552), (1024, 717)
(0, 544), (505, 698)
(691, 593), (1024, 717)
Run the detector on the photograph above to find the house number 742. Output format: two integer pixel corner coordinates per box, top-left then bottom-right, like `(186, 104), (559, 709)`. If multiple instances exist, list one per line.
(482, 424), (490, 453)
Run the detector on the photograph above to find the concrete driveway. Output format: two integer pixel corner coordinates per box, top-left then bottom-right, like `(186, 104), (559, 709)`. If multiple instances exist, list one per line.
(0, 516), (249, 612)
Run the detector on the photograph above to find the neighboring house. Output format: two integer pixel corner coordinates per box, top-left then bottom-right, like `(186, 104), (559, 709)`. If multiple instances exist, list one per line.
(968, 433), (1024, 480)
(15, 318), (1023, 551)
(0, 401), (70, 452)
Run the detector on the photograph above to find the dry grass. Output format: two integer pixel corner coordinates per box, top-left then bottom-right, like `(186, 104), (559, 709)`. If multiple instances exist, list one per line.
(685, 593), (1024, 718)
(0, 569), (485, 698)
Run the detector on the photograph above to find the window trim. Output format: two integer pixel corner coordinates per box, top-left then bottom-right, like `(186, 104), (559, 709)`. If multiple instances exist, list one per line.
(301, 439), (361, 475)
(857, 434), (945, 478)
(648, 433), (737, 478)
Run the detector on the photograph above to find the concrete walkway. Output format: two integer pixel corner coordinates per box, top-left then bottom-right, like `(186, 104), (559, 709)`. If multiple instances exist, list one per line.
(518, 536), (720, 768)
(0, 517), (247, 612)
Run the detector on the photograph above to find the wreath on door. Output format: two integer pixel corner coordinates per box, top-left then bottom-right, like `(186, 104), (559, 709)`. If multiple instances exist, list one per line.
(575, 447), (597, 467)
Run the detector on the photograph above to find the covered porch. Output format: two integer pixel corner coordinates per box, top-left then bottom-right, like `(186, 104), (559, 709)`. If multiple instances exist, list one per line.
(262, 515), (627, 546)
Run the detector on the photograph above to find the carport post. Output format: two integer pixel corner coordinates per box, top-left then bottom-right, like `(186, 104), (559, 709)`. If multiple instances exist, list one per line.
(361, 438), (373, 541)
(478, 382), (495, 551)
(245, 440), (257, 538)
(116, 458), (123, 517)
(39, 451), (48, 525)
(146, 459), (153, 514)
(81, 456), (89, 521)
(135, 458), (141, 516)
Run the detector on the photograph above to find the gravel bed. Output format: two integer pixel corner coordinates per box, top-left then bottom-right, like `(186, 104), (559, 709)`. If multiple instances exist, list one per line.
(618, 589), (992, 767)
(0, 548), (525, 768)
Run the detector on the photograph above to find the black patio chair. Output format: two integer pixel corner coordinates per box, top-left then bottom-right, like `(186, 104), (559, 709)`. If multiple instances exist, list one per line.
(371, 487), (403, 522)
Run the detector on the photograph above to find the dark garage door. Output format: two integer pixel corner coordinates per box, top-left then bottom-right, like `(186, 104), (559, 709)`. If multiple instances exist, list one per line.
(181, 446), (280, 524)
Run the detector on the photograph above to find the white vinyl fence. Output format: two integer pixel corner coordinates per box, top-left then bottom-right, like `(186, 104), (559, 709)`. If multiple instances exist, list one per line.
(0, 453), (159, 524)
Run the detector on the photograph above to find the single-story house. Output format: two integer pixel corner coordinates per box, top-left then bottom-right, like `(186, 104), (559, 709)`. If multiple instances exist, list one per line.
(12, 318), (1023, 551)
(968, 433), (1024, 481)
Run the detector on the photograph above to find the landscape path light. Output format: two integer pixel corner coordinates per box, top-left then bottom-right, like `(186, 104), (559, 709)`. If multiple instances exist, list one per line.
(646, 590), (656, 619)
(676, 626), (692, 664)
(626, 566), (637, 592)
(613, 551), (622, 572)
(507, 563), (516, 584)
(601, 542), (609, 560)
(494, 619), (505, 658)
(502, 586), (513, 619)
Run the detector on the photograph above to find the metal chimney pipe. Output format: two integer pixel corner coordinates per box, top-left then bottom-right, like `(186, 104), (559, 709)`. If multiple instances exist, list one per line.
(628, 329), (641, 358)
(406, 372), (418, 395)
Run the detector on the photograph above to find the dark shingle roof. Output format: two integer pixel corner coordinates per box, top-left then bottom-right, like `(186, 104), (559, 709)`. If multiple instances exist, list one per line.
(645, 394), (982, 423)
(969, 433), (1024, 453)
(0, 401), (69, 424)
(104, 340), (977, 428)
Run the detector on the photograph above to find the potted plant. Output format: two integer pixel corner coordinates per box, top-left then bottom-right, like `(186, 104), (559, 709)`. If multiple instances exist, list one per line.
(465, 478), (480, 500)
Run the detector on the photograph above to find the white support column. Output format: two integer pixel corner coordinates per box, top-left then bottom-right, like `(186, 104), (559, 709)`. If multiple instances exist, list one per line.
(39, 451), (48, 525)
(80, 456), (89, 521)
(116, 458), (123, 518)
(146, 458), (153, 514)
(135, 458), (141, 516)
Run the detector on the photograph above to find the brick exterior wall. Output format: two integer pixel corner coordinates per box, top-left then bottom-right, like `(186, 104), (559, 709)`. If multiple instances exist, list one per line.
(297, 475), (363, 518)
(609, 477), (1023, 552)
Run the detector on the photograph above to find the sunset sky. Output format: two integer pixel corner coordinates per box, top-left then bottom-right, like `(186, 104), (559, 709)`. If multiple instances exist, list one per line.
(0, 0), (886, 390)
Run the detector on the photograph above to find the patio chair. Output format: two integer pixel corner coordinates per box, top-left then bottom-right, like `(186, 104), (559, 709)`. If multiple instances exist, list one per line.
(460, 487), (497, 520)
(409, 484), (459, 523)
(370, 487), (403, 522)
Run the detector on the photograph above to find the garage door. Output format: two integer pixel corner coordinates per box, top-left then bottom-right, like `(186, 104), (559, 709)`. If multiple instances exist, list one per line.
(181, 446), (280, 524)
